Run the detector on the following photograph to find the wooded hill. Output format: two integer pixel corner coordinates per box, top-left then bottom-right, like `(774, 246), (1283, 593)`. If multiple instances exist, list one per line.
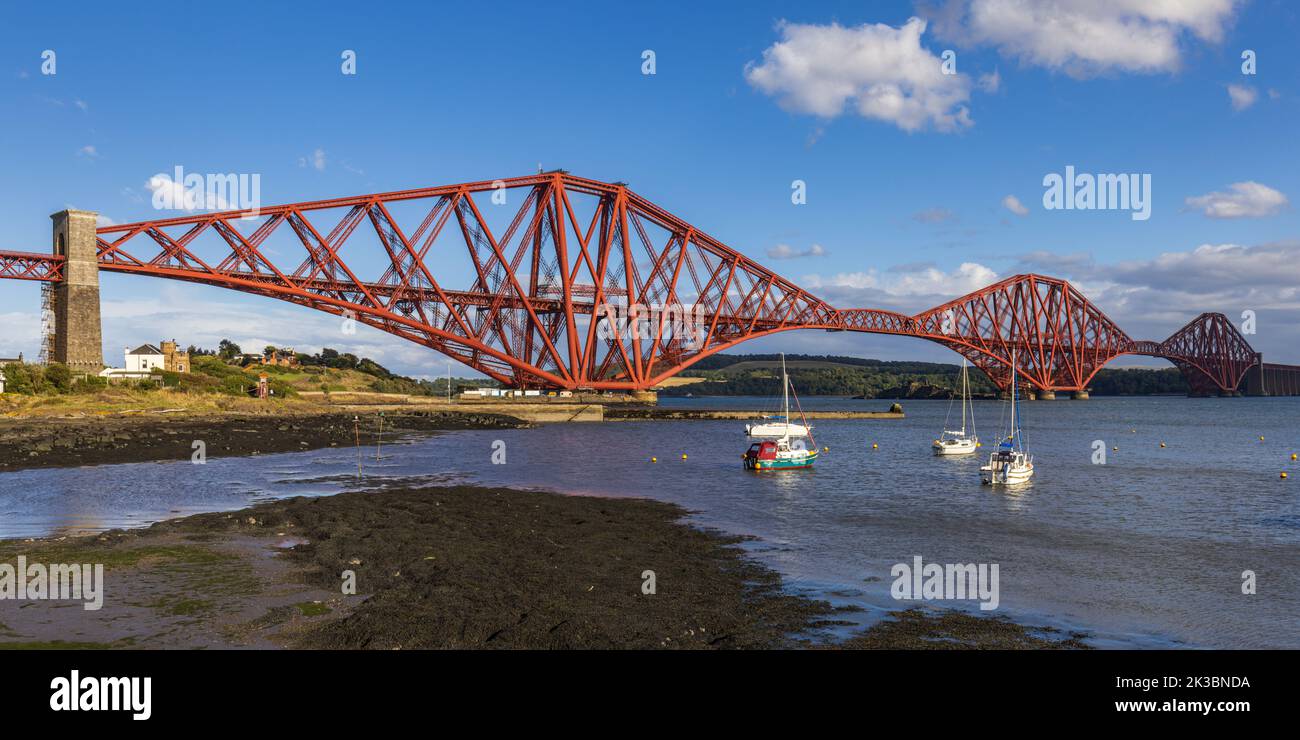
(663, 354), (1189, 397)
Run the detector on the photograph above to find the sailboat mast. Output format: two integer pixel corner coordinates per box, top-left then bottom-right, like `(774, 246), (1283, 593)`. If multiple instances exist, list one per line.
(1009, 348), (1018, 450)
(960, 359), (968, 435)
(781, 354), (790, 442)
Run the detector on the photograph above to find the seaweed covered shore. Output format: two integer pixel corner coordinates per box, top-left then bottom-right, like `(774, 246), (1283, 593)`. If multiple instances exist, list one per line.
(0, 484), (1089, 650)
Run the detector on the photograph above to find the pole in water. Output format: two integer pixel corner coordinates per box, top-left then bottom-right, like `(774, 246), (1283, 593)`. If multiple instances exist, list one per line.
(354, 415), (362, 479)
(376, 411), (384, 462)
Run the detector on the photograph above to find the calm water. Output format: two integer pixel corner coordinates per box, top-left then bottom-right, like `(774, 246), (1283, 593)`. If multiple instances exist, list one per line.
(2, 395), (1297, 648)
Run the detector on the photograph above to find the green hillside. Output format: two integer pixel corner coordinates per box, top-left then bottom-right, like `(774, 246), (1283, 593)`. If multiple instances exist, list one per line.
(664, 354), (1189, 397)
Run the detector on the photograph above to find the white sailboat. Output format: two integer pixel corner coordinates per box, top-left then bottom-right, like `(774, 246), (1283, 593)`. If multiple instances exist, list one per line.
(744, 355), (817, 471)
(744, 355), (811, 439)
(980, 349), (1034, 485)
(933, 359), (979, 455)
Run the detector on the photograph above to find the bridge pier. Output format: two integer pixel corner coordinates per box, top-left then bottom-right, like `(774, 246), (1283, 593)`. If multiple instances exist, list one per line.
(1037, 390), (1056, 400)
(1071, 390), (1089, 400)
(1244, 361), (1300, 396)
(51, 210), (103, 373)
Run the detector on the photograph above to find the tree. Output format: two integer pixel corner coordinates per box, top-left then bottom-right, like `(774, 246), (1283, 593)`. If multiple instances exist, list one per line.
(217, 339), (241, 360)
(44, 363), (73, 392)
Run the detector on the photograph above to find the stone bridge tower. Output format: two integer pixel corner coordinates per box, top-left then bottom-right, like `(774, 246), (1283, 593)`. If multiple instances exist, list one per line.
(51, 209), (104, 372)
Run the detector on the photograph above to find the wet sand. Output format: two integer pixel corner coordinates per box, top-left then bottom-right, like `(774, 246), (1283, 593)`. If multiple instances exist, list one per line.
(0, 484), (1090, 650)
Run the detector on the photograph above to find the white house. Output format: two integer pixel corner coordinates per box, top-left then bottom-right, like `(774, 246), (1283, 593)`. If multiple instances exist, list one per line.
(125, 344), (166, 373)
(99, 344), (167, 380)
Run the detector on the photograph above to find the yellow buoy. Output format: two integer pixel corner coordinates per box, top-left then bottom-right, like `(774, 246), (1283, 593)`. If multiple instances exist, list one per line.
(1259, 436), (1265, 442)
(871, 443), (878, 450)
(651, 457), (657, 463)
(1112, 446), (1118, 451)
(1283, 472), (1289, 479)
(681, 453), (687, 460)
(822, 447), (829, 452)
(1292, 453), (1297, 461)
(976, 442), (982, 447)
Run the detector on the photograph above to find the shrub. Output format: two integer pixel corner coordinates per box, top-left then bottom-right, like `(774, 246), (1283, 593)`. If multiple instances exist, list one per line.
(44, 363), (73, 392)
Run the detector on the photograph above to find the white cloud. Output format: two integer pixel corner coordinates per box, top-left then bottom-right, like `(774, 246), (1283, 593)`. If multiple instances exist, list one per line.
(299, 148), (327, 171)
(77, 145), (99, 159)
(744, 17), (973, 133)
(1001, 194), (1030, 216)
(1227, 83), (1257, 110)
(1184, 181), (1288, 219)
(931, 0), (1242, 77)
(145, 173), (230, 211)
(804, 261), (998, 298)
(766, 243), (827, 259)
(74, 98), (88, 111)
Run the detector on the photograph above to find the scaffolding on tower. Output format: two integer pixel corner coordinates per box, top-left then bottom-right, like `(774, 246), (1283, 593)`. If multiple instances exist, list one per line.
(39, 281), (57, 365)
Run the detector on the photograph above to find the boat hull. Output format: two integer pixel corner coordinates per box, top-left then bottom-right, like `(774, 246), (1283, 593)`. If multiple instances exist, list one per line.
(745, 451), (817, 471)
(933, 438), (978, 456)
(980, 463), (1034, 485)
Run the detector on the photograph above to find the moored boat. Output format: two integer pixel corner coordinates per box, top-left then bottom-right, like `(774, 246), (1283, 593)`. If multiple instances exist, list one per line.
(743, 354), (817, 471)
(980, 349), (1034, 485)
(933, 359), (979, 456)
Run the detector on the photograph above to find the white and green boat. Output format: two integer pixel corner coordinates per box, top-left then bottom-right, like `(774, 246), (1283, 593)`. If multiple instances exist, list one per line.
(744, 354), (817, 471)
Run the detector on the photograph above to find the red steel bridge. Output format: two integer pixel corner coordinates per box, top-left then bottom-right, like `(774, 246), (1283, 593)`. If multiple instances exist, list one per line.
(0, 172), (1292, 396)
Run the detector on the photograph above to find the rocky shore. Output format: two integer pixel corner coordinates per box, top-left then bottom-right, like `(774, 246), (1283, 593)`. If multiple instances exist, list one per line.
(0, 410), (527, 471)
(0, 484), (1091, 650)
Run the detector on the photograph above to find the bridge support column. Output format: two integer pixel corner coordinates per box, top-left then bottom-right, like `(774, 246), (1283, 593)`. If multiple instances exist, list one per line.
(51, 210), (103, 373)
(1071, 390), (1089, 400)
(1037, 390), (1056, 400)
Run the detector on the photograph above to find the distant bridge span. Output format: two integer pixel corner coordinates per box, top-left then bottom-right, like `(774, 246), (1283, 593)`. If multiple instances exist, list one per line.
(1, 172), (1296, 395)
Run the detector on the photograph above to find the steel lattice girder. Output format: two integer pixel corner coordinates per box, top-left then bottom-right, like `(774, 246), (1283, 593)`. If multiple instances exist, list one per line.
(1137, 312), (1261, 393)
(0, 173), (1277, 393)
(911, 274), (1133, 391)
(0, 250), (64, 281)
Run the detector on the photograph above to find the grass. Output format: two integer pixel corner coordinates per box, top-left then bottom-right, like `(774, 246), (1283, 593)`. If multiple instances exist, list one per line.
(0, 542), (237, 570)
(0, 363), (418, 419)
(294, 601), (332, 617)
(146, 597), (214, 616)
(0, 640), (120, 650)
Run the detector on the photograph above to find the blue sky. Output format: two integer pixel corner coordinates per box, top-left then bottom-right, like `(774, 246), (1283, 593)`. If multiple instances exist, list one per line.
(1, 0), (1297, 376)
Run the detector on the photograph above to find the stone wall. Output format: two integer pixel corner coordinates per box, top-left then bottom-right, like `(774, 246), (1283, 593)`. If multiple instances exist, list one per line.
(51, 210), (104, 373)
